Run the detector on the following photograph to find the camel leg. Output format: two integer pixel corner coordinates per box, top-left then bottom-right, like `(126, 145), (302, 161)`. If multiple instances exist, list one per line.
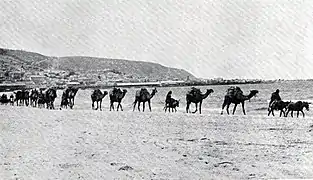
(199, 101), (202, 114)
(138, 102), (141, 112)
(133, 101), (136, 111)
(99, 99), (102, 111)
(142, 102), (145, 112)
(193, 103), (198, 113)
(95, 101), (99, 110)
(119, 103), (123, 111)
(92, 101), (94, 110)
(242, 102), (246, 115)
(175, 107), (177, 112)
(232, 104), (238, 115)
(268, 109), (271, 116)
(297, 111), (299, 118)
(186, 102), (190, 113)
(148, 101), (152, 112)
(110, 102), (114, 111)
(272, 109), (274, 116)
(116, 102), (119, 111)
(301, 110), (305, 118)
(221, 97), (230, 115)
(282, 110), (286, 117)
(226, 104), (230, 115)
(117, 102), (121, 111)
(280, 110), (283, 117)
(291, 111), (294, 118)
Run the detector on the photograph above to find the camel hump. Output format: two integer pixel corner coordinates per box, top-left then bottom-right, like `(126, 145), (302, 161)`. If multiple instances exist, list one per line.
(141, 88), (148, 92)
(93, 89), (102, 95)
(188, 87), (201, 95)
(227, 86), (242, 96)
(109, 90), (114, 96)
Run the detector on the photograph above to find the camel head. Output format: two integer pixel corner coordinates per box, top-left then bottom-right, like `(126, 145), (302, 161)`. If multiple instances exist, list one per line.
(250, 90), (259, 97)
(122, 89), (127, 94)
(152, 88), (158, 95)
(175, 99), (180, 107)
(103, 91), (108, 96)
(206, 89), (214, 94)
(303, 101), (310, 111)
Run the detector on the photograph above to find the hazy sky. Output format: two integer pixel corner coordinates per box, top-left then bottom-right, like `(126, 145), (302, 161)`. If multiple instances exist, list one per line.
(1, 0), (313, 80)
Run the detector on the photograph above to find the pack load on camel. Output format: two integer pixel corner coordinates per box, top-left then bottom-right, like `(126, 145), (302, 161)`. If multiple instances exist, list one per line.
(226, 86), (243, 98)
(188, 87), (202, 97)
(140, 88), (149, 97)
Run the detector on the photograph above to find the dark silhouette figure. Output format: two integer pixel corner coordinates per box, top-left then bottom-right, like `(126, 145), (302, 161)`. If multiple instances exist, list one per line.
(285, 101), (310, 118)
(60, 91), (71, 109)
(186, 88), (214, 114)
(9, 94), (14, 106)
(0, 94), (9, 105)
(268, 100), (291, 117)
(37, 89), (46, 108)
(91, 89), (108, 111)
(65, 87), (79, 108)
(164, 90), (173, 107)
(221, 87), (259, 115)
(133, 87), (157, 112)
(45, 88), (57, 109)
(109, 88), (127, 111)
(14, 90), (29, 106)
(30, 89), (39, 107)
(268, 89), (282, 110)
(164, 98), (180, 112)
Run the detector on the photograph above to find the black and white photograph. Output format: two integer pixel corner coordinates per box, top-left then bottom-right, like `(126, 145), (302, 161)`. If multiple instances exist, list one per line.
(1, 0), (313, 179)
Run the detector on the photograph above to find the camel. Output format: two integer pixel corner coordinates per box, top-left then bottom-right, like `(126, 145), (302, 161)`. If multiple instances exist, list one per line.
(91, 89), (108, 111)
(268, 100), (291, 117)
(65, 87), (79, 107)
(285, 101), (310, 118)
(9, 94), (14, 106)
(109, 88), (127, 111)
(14, 90), (29, 106)
(0, 94), (9, 105)
(45, 88), (57, 109)
(164, 98), (180, 112)
(30, 89), (39, 107)
(23, 90), (30, 106)
(133, 87), (157, 112)
(37, 92), (46, 108)
(221, 87), (259, 115)
(60, 91), (71, 109)
(186, 88), (214, 114)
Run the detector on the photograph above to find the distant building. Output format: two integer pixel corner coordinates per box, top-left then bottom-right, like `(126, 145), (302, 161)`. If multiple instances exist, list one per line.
(29, 75), (47, 85)
(116, 81), (161, 87)
(0, 83), (26, 91)
(8, 71), (25, 81)
(160, 80), (185, 86)
(66, 81), (80, 87)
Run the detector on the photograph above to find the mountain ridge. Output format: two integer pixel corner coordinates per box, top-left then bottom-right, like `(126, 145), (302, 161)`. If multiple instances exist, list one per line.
(0, 48), (196, 81)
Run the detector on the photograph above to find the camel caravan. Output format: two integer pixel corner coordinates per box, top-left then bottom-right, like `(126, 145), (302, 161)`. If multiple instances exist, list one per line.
(0, 85), (311, 117)
(0, 86), (78, 110)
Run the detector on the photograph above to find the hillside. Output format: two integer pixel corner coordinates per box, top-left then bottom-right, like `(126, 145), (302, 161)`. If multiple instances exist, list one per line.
(0, 48), (196, 81)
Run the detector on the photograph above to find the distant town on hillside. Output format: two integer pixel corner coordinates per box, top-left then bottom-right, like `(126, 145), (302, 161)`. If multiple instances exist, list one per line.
(0, 48), (272, 91)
